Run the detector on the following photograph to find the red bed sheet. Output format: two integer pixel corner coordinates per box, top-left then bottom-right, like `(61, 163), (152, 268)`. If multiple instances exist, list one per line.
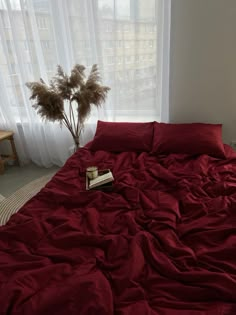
(1, 145), (236, 315)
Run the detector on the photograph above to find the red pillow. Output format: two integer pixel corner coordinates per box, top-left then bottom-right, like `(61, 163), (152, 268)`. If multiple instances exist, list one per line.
(90, 121), (154, 152)
(152, 122), (226, 158)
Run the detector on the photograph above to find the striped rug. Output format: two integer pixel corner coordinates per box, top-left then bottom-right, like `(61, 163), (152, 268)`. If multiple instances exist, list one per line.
(0, 172), (55, 226)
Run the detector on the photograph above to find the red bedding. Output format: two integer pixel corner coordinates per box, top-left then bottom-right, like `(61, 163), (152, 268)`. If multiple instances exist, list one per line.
(1, 145), (236, 315)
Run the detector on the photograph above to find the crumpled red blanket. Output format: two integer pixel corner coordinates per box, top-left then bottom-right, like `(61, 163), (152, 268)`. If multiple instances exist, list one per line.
(1, 145), (236, 315)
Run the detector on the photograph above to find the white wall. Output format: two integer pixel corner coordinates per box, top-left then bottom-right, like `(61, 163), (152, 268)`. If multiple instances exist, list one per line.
(170, 0), (236, 143)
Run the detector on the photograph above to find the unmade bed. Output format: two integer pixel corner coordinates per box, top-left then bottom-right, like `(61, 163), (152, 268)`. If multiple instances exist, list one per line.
(0, 121), (236, 315)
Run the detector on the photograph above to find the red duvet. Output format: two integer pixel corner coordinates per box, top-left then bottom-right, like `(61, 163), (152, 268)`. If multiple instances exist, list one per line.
(1, 145), (236, 315)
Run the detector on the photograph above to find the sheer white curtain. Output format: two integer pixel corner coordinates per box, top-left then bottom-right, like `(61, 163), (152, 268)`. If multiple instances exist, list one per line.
(0, 0), (170, 167)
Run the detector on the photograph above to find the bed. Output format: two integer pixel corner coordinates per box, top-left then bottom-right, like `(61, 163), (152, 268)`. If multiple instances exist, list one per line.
(0, 121), (236, 315)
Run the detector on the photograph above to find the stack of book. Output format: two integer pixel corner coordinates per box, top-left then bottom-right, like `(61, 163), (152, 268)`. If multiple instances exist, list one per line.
(86, 169), (114, 191)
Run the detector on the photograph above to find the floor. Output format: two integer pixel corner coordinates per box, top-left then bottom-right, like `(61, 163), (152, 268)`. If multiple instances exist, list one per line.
(0, 163), (59, 198)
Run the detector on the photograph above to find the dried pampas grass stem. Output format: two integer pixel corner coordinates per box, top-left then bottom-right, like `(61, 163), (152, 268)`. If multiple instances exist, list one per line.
(26, 64), (110, 149)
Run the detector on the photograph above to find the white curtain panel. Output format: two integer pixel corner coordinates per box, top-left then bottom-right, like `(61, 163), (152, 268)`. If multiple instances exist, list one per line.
(0, 0), (171, 167)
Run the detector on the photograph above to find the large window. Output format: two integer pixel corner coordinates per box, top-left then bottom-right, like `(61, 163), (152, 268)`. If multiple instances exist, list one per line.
(0, 0), (170, 123)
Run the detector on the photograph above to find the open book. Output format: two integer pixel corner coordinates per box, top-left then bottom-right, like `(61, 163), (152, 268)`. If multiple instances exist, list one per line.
(88, 170), (114, 190)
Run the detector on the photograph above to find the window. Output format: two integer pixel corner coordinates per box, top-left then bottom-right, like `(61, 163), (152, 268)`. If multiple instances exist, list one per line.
(1, 0), (170, 139)
(128, 69), (134, 80)
(116, 24), (122, 32)
(106, 41), (113, 49)
(86, 57), (92, 66)
(149, 25), (155, 32)
(115, 0), (130, 20)
(46, 62), (54, 72)
(23, 41), (29, 50)
(135, 69), (142, 78)
(105, 22), (113, 32)
(9, 63), (17, 75)
(116, 56), (123, 64)
(117, 71), (123, 80)
(84, 41), (89, 48)
(6, 40), (13, 55)
(41, 40), (50, 50)
(107, 56), (114, 65)
(2, 14), (10, 28)
(137, 24), (144, 33)
(125, 56), (132, 64)
(149, 40), (153, 48)
(116, 40), (122, 48)
(145, 24), (149, 32)
(98, 0), (114, 19)
(26, 63), (33, 74)
(124, 41), (130, 48)
(36, 16), (47, 29)
(123, 24), (130, 32)
(139, 55), (144, 62)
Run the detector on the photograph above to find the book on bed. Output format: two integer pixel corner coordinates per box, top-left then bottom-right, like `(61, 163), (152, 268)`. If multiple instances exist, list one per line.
(86, 169), (114, 190)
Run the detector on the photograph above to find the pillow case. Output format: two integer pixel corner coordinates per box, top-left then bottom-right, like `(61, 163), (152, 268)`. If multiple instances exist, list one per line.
(152, 122), (226, 158)
(90, 120), (154, 152)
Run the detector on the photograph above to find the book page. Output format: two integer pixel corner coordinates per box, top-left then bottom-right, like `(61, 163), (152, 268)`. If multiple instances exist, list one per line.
(89, 172), (114, 187)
